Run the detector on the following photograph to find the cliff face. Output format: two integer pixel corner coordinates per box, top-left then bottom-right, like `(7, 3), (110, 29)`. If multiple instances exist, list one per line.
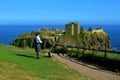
(12, 22), (111, 51)
(12, 31), (56, 48)
(12, 31), (111, 51)
(58, 31), (111, 50)
(12, 32), (35, 48)
(63, 22), (111, 50)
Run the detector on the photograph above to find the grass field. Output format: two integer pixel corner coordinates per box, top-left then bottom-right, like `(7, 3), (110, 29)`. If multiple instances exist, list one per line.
(0, 45), (92, 80)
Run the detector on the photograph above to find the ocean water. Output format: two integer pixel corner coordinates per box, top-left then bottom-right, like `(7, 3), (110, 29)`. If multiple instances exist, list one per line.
(0, 25), (64, 45)
(0, 25), (120, 51)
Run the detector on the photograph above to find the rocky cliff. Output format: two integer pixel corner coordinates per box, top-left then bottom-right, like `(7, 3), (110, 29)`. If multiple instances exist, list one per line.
(58, 31), (111, 50)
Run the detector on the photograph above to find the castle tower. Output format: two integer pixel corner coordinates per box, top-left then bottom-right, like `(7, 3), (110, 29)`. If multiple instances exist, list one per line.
(66, 23), (74, 35)
(74, 22), (80, 35)
(65, 22), (81, 35)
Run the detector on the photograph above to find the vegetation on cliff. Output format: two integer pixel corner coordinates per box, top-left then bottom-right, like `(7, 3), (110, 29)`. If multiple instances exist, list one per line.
(12, 24), (111, 51)
(12, 28), (64, 49)
(59, 31), (111, 50)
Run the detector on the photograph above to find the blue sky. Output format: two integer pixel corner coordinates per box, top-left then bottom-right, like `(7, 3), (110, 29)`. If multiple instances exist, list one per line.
(0, 0), (120, 25)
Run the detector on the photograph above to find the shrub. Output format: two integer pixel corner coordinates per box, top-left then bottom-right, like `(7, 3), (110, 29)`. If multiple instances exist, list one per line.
(70, 52), (77, 57)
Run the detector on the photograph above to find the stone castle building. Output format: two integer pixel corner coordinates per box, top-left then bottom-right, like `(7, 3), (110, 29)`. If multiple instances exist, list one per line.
(65, 22), (81, 35)
(92, 27), (103, 33)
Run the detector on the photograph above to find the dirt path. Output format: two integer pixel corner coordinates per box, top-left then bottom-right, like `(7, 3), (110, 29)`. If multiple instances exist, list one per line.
(53, 54), (120, 80)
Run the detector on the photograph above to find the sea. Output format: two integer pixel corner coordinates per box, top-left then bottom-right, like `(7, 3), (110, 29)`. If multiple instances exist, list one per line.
(0, 24), (120, 52)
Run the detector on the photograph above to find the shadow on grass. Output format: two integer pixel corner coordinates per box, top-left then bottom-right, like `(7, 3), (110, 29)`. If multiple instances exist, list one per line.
(16, 54), (35, 59)
(43, 55), (50, 58)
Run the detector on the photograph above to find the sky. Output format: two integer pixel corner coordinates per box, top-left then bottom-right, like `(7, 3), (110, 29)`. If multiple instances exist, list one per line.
(0, 0), (120, 25)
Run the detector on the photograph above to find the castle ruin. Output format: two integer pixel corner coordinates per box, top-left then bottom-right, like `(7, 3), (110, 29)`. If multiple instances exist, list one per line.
(65, 22), (81, 35)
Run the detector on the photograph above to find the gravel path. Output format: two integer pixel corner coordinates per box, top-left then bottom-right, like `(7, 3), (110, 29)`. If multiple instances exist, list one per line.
(53, 54), (120, 80)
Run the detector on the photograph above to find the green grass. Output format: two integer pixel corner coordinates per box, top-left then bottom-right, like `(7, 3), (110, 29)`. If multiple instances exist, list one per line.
(0, 45), (92, 80)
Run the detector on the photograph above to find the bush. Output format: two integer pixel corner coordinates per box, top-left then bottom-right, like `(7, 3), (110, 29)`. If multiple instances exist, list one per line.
(70, 52), (77, 57)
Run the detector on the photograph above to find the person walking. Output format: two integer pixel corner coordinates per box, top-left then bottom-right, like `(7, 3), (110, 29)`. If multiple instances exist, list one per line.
(34, 33), (42, 59)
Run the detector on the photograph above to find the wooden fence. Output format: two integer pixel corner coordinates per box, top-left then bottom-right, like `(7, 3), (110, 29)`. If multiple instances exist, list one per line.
(55, 44), (120, 59)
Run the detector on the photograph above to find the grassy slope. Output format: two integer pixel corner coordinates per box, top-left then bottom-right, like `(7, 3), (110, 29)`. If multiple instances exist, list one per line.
(0, 45), (92, 80)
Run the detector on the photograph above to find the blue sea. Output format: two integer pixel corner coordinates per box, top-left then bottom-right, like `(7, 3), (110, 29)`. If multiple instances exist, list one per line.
(0, 24), (120, 51)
